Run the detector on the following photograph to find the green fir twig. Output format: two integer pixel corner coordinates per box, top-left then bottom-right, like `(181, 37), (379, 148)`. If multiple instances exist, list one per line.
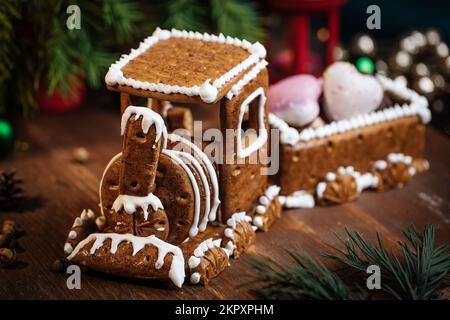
(247, 248), (354, 300)
(248, 225), (450, 300)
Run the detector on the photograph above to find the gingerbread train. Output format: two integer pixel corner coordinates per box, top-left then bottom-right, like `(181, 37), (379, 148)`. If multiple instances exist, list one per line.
(62, 27), (431, 287)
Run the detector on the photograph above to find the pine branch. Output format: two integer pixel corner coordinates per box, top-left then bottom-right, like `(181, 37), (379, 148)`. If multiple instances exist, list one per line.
(161, 0), (208, 32)
(211, 0), (263, 42)
(247, 225), (450, 300)
(247, 248), (354, 300)
(324, 225), (450, 300)
(102, 0), (145, 43)
(0, 0), (23, 113)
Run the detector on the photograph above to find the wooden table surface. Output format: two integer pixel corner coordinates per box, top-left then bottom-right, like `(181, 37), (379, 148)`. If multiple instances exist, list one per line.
(1, 105), (449, 300)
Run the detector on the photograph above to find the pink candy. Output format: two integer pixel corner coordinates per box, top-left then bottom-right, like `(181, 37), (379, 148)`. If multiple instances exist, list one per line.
(269, 74), (321, 127)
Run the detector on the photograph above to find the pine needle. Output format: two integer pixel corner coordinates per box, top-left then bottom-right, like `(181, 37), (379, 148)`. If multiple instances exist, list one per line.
(324, 225), (450, 300)
(247, 225), (450, 300)
(247, 247), (353, 300)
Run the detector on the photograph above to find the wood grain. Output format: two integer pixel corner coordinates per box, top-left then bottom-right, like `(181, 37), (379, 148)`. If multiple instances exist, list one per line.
(0, 105), (449, 299)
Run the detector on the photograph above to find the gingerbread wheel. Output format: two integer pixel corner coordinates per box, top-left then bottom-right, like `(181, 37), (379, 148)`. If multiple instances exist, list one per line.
(100, 152), (198, 244)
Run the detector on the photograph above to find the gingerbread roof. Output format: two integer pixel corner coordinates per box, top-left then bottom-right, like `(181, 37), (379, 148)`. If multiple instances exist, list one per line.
(105, 28), (268, 104)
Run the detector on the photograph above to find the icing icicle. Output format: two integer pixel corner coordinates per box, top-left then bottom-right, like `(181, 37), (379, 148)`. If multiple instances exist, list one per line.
(112, 192), (164, 220)
(67, 233), (185, 288)
(121, 106), (168, 147)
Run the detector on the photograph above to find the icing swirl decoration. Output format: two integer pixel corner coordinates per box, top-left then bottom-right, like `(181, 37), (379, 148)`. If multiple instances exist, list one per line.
(199, 79), (218, 103)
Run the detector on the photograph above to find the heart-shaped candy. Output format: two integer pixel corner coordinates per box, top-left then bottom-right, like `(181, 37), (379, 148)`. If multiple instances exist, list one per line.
(269, 74), (321, 127)
(323, 62), (383, 121)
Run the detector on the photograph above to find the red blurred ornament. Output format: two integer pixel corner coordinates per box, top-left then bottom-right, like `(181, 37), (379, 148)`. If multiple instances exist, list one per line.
(270, 0), (348, 75)
(36, 76), (86, 112)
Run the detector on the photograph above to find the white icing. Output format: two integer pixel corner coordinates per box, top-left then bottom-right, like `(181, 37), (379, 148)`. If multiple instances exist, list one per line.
(355, 172), (378, 192)
(86, 209), (95, 219)
(67, 233), (185, 288)
(423, 160), (430, 171)
(169, 134), (220, 223)
(112, 192), (164, 220)
(212, 54), (260, 89)
(268, 113), (300, 145)
(256, 205), (266, 214)
(224, 228), (234, 240)
(226, 60), (268, 100)
(237, 87), (268, 158)
(281, 191), (315, 209)
(64, 243), (73, 255)
(321, 166), (379, 194)
(224, 241), (235, 257)
(249, 42), (267, 58)
(105, 27), (267, 103)
(190, 272), (201, 284)
(95, 216), (106, 229)
(121, 106), (168, 148)
(225, 212), (252, 239)
(72, 217), (82, 228)
(270, 74), (430, 145)
(188, 256), (201, 269)
(253, 216), (264, 228)
(162, 149), (200, 237)
(199, 79), (218, 103)
(172, 150), (210, 233)
(373, 160), (387, 170)
(194, 246), (205, 258)
(153, 27), (171, 40)
(387, 153), (412, 165)
(316, 182), (327, 198)
(191, 238), (220, 263)
(265, 185), (280, 199)
(159, 101), (173, 119)
(259, 196), (270, 206)
(228, 211), (252, 225)
(68, 231), (77, 240)
(80, 210), (89, 221)
(99, 152), (122, 217)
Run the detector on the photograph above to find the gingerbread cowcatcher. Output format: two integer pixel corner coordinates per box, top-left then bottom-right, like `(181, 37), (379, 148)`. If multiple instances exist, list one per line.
(63, 28), (282, 287)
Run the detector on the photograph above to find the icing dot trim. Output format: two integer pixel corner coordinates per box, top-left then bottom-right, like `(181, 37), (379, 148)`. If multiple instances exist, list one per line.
(270, 74), (430, 145)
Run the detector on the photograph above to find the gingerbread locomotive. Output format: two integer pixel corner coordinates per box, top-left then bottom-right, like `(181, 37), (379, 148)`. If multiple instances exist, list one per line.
(62, 28), (431, 287)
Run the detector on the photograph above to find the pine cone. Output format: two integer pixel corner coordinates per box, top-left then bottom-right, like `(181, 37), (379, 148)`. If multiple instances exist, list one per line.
(0, 170), (24, 209)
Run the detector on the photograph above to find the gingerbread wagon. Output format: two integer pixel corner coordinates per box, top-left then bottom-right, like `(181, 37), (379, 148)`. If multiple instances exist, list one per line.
(63, 28), (282, 287)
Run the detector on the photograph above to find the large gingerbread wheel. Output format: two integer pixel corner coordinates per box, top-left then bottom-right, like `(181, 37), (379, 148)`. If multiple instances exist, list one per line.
(100, 152), (199, 244)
